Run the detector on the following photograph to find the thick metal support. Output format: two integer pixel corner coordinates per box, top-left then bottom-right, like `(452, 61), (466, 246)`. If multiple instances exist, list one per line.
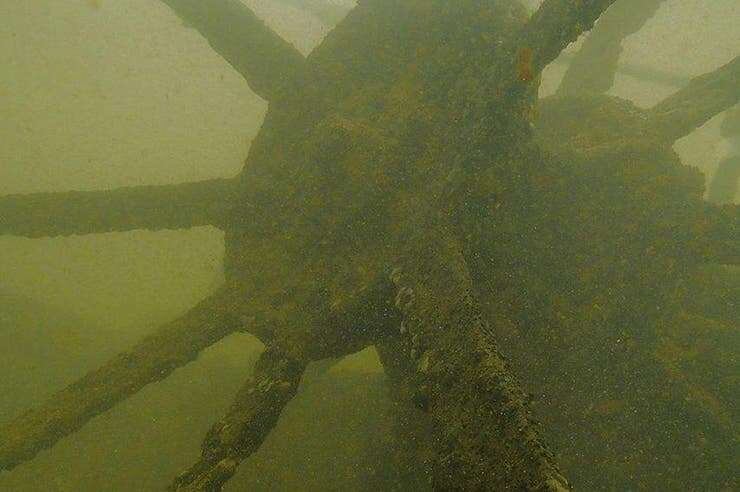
(0, 178), (236, 238)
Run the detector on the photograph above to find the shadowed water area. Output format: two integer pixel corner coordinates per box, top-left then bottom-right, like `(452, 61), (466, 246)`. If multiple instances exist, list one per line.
(1, 1), (738, 490)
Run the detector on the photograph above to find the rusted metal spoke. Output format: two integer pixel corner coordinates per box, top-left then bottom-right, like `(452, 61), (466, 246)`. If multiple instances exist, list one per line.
(505, 0), (618, 84)
(0, 178), (237, 238)
(170, 347), (307, 491)
(646, 56), (739, 142)
(556, 0), (667, 96)
(0, 288), (245, 472)
(159, 0), (307, 101)
(377, 229), (570, 491)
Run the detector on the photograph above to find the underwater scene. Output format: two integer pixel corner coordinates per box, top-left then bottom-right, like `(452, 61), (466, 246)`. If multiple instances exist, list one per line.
(0, 1), (737, 490)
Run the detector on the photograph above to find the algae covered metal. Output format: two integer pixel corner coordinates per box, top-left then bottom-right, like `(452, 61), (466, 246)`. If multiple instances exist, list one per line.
(1, 0), (737, 490)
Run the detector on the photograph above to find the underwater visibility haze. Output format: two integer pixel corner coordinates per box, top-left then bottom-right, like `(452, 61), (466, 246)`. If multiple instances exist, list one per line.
(0, 0), (738, 490)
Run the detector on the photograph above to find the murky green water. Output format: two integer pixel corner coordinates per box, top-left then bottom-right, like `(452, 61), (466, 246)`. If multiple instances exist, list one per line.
(1, 1), (737, 490)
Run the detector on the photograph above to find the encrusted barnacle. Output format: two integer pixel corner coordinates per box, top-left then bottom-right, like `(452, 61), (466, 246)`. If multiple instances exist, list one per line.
(394, 286), (415, 310)
(257, 378), (273, 392)
(418, 351), (432, 373)
(390, 266), (404, 285)
(411, 333), (422, 349)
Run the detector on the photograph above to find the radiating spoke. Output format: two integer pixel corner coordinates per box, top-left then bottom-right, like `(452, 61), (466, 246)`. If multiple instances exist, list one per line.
(376, 227), (569, 491)
(0, 178), (236, 238)
(0, 287), (246, 472)
(159, 0), (307, 101)
(556, 0), (667, 96)
(170, 347), (307, 491)
(505, 0), (619, 85)
(646, 56), (739, 142)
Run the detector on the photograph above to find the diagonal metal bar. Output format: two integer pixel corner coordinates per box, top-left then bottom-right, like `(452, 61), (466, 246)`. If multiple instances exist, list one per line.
(0, 287), (246, 473)
(556, 0), (667, 96)
(376, 227), (570, 491)
(159, 0), (307, 102)
(170, 347), (307, 491)
(504, 0), (618, 85)
(646, 56), (739, 142)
